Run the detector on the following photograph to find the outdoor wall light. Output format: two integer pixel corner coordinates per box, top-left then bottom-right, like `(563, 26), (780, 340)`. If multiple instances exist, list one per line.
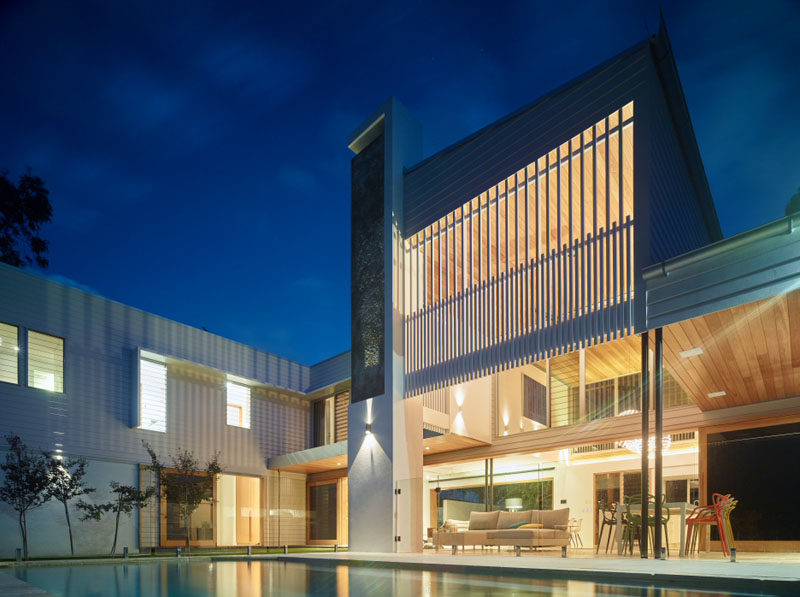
(365, 422), (372, 434)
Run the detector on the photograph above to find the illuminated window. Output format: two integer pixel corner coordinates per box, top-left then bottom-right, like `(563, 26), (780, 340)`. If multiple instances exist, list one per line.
(139, 358), (167, 432)
(226, 382), (250, 429)
(27, 330), (63, 392)
(0, 322), (19, 384)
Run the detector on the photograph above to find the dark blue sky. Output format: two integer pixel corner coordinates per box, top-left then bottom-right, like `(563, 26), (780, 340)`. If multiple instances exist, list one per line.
(1, 1), (798, 364)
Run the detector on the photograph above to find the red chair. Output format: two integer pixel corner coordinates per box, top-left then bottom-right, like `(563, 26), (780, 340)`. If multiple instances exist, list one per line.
(685, 493), (735, 557)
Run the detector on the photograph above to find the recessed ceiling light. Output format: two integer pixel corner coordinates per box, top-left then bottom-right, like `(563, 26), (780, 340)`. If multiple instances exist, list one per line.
(680, 347), (704, 358)
(707, 391), (726, 398)
(425, 446), (430, 450)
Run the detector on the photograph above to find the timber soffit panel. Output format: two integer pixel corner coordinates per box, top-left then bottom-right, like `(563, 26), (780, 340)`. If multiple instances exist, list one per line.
(645, 214), (800, 411)
(402, 40), (648, 236)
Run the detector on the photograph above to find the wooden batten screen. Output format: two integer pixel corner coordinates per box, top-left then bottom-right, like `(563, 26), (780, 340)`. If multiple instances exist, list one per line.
(334, 391), (349, 442)
(404, 104), (635, 397)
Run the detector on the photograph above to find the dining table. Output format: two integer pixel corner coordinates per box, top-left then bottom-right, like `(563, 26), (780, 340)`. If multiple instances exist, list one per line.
(615, 501), (693, 557)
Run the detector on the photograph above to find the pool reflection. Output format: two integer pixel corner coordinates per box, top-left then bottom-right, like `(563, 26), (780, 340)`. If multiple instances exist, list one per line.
(13, 560), (758, 596)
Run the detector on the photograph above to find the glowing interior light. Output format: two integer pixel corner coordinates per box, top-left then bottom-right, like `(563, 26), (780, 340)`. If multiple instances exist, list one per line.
(707, 391), (726, 398)
(620, 435), (672, 455)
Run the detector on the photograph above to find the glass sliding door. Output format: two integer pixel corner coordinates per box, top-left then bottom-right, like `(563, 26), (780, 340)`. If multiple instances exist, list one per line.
(307, 477), (347, 545)
(216, 474), (263, 546)
(161, 472), (216, 547)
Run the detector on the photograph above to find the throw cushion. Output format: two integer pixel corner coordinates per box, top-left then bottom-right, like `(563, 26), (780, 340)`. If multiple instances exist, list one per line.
(468, 510), (500, 530)
(508, 521), (528, 529)
(441, 519), (469, 532)
(497, 509), (532, 529)
(518, 523), (544, 529)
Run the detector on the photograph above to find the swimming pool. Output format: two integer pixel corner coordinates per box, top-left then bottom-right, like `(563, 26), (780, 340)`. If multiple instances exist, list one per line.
(9, 559), (783, 596)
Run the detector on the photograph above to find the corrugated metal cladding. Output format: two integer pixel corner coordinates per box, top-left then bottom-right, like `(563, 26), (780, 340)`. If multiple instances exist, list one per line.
(402, 43), (648, 237)
(646, 60), (716, 264)
(0, 263), (311, 475)
(307, 351), (351, 393)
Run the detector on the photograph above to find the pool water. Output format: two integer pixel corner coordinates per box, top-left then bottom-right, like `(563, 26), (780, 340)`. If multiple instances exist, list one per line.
(11, 560), (771, 596)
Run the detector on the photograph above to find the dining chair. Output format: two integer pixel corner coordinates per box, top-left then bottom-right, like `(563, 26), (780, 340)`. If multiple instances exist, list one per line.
(596, 502), (617, 554)
(568, 517), (583, 547)
(648, 492), (670, 557)
(685, 493), (735, 557)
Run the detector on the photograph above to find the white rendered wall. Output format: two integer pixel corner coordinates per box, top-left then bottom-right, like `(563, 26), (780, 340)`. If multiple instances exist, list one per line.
(0, 457), (138, 558)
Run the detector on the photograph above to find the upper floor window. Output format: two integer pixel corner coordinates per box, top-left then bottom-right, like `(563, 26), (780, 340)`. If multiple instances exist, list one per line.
(226, 382), (250, 429)
(27, 330), (63, 392)
(0, 322), (19, 384)
(139, 358), (167, 432)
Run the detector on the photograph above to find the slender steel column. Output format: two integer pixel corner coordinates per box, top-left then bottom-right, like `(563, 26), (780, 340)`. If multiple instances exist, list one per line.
(654, 327), (664, 557)
(484, 459), (490, 511)
(640, 331), (649, 558)
(489, 458), (494, 510)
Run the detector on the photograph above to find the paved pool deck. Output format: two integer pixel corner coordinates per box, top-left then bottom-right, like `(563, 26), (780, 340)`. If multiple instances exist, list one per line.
(2, 549), (799, 595)
(276, 549), (800, 593)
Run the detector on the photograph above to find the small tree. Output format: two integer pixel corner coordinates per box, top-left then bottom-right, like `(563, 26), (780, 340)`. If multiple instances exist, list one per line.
(0, 435), (51, 559)
(786, 187), (800, 216)
(45, 455), (95, 556)
(78, 482), (154, 556)
(144, 442), (222, 553)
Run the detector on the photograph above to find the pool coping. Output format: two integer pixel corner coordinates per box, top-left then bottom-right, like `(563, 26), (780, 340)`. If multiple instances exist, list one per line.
(3, 553), (798, 595)
(275, 553), (800, 595)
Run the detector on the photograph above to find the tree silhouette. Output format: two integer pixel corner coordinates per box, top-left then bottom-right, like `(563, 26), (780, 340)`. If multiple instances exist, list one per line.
(45, 455), (95, 556)
(144, 442), (222, 553)
(0, 435), (51, 559)
(0, 168), (53, 268)
(78, 482), (155, 556)
(785, 187), (800, 217)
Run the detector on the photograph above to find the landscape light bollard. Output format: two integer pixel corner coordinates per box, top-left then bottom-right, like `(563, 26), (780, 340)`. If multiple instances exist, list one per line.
(123, 546), (129, 559)
(247, 546), (252, 557)
(451, 545), (457, 555)
(660, 546), (666, 560)
(561, 545), (567, 558)
(515, 545), (521, 557)
(284, 545), (289, 554)
(151, 547), (156, 556)
(15, 548), (21, 563)
(731, 548), (736, 563)
(176, 546), (181, 558)
(334, 545), (338, 553)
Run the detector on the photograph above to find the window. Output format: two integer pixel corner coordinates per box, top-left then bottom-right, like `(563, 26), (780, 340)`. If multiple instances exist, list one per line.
(312, 396), (336, 447)
(139, 358), (167, 432)
(27, 330), (63, 392)
(226, 382), (250, 428)
(0, 322), (19, 384)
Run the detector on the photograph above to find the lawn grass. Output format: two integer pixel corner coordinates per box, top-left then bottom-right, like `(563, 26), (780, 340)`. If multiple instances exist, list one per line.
(1, 546), (347, 562)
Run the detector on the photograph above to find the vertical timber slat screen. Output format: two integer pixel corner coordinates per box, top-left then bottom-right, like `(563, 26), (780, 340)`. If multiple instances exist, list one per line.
(404, 104), (634, 396)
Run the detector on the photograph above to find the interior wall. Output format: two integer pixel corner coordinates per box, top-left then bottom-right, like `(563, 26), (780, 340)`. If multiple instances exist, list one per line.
(216, 474), (237, 546)
(450, 376), (492, 442)
(496, 364), (547, 437)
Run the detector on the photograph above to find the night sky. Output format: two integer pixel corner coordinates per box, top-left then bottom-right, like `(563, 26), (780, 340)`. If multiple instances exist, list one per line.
(1, 1), (798, 365)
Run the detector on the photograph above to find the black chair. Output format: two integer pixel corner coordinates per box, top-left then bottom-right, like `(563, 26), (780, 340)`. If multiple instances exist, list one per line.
(596, 501), (618, 554)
